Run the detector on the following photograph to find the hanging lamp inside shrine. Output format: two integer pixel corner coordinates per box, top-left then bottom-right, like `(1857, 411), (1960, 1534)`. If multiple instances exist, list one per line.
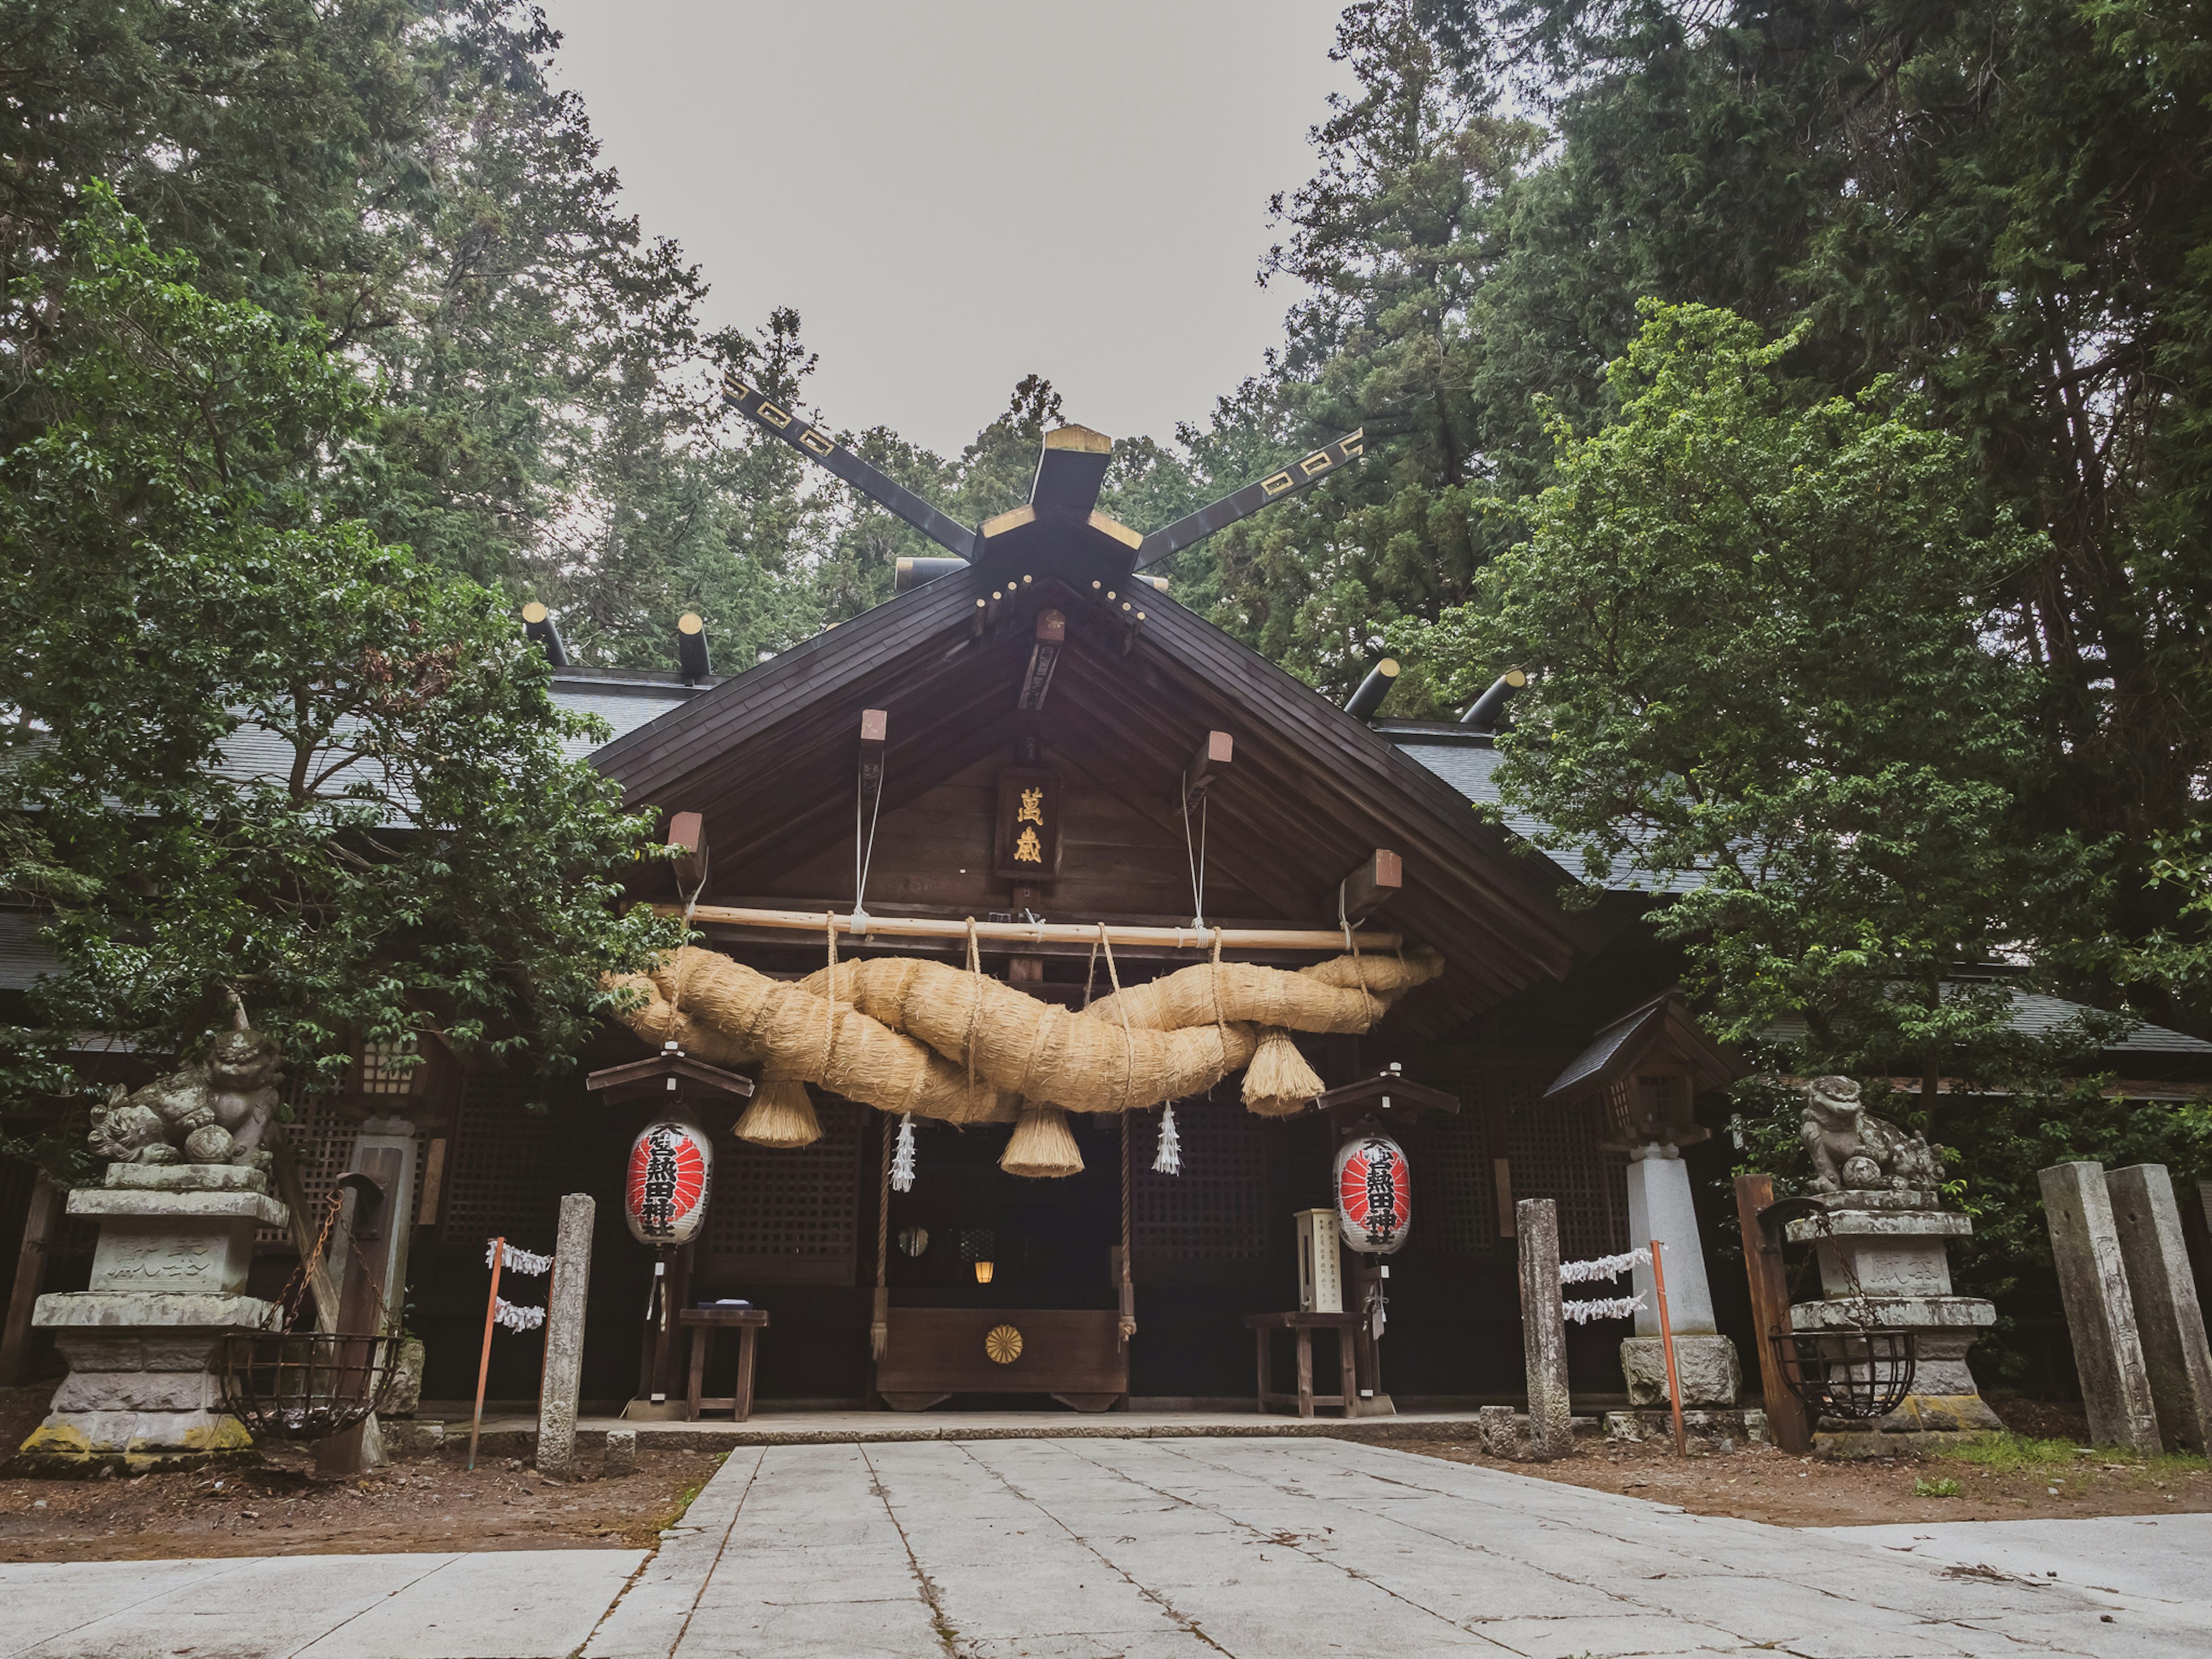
(1334, 1129), (1411, 1255)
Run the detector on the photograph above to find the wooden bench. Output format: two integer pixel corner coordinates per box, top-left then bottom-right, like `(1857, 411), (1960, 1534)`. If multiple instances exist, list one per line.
(1244, 1311), (1361, 1418)
(681, 1307), (769, 1422)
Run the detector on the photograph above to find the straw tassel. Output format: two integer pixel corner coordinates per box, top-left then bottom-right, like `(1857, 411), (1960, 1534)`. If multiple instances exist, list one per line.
(1153, 1101), (1182, 1175)
(1242, 1027), (1324, 1117)
(733, 1073), (823, 1148)
(890, 1113), (917, 1192)
(1001, 1102), (1085, 1179)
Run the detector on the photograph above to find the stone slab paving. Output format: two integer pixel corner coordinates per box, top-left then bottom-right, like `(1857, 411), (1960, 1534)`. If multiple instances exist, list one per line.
(584, 1435), (2209, 1658)
(1822, 1514), (2212, 1623)
(6, 1442), (2205, 1658)
(0, 1546), (647, 1658)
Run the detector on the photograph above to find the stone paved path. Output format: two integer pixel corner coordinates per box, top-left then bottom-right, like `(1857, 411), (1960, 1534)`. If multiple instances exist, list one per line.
(0, 1548), (647, 1657)
(587, 1436), (2209, 1658)
(3, 1440), (2203, 1657)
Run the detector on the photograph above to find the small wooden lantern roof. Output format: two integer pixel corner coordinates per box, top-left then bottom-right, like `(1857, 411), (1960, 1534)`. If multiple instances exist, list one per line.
(585, 1043), (756, 1106)
(1316, 1067), (1461, 1134)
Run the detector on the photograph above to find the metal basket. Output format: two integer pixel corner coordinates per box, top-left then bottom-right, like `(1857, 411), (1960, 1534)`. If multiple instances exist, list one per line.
(1771, 1328), (1918, 1421)
(219, 1331), (405, 1442)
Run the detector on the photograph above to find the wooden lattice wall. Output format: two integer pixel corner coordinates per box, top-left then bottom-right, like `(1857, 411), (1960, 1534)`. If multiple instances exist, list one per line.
(1415, 1058), (1628, 1262)
(703, 1094), (862, 1285)
(1133, 1090), (1270, 1266)
(440, 1073), (583, 1253)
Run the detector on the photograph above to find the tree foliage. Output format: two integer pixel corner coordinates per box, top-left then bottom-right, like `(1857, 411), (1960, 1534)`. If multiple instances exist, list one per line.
(1431, 303), (2069, 1073)
(0, 195), (676, 1120)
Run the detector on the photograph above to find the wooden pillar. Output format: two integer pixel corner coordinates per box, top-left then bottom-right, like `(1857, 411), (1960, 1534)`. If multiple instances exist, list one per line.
(1733, 1174), (1810, 1455)
(0, 1173), (61, 1387)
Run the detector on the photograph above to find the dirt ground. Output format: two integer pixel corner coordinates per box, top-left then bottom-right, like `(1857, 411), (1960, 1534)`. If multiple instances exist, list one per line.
(0, 1387), (723, 1563)
(1395, 1396), (2212, 1528)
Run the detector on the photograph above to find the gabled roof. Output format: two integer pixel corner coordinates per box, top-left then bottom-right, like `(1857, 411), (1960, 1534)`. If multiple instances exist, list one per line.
(1543, 989), (1745, 1105)
(590, 567), (1602, 1034)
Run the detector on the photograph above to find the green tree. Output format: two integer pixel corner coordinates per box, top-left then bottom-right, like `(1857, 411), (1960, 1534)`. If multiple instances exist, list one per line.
(1428, 304), (2066, 1088)
(0, 196), (676, 1123)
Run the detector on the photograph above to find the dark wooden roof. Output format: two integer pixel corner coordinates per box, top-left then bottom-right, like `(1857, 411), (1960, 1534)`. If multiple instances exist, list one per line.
(592, 567), (1600, 1035)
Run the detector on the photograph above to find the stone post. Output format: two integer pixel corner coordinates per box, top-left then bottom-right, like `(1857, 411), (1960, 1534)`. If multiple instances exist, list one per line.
(2104, 1164), (2212, 1453)
(536, 1193), (596, 1477)
(1621, 1146), (1740, 1410)
(20, 1165), (285, 1471)
(2039, 1161), (2160, 1454)
(1516, 1198), (1573, 1460)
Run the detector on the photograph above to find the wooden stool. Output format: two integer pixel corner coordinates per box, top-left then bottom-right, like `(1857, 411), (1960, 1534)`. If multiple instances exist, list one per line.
(680, 1308), (770, 1422)
(1243, 1312), (1361, 1418)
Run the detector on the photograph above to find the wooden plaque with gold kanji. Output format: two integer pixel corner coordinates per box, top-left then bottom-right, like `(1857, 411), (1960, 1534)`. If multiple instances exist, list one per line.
(993, 767), (1063, 881)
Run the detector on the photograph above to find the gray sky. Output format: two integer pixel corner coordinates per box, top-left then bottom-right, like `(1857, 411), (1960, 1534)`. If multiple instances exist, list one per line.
(539, 1), (1354, 458)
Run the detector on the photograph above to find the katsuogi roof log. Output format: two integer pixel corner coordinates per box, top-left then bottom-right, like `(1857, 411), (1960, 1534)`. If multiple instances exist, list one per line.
(607, 945), (1442, 1129)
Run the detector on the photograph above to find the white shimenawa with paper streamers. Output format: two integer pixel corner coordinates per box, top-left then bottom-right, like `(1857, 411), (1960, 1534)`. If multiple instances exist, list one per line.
(1559, 1246), (1649, 1284)
(486, 1240), (555, 1276)
(1557, 1245), (1649, 1324)
(493, 1298), (547, 1332)
(1560, 1293), (1645, 1324)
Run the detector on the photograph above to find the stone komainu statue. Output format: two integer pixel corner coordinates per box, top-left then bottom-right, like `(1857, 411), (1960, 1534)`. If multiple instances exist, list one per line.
(88, 1005), (281, 1172)
(1799, 1074), (1944, 1196)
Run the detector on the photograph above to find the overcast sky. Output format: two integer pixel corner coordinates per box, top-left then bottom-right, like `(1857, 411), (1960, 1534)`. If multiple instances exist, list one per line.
(538, 0), (1354, 458)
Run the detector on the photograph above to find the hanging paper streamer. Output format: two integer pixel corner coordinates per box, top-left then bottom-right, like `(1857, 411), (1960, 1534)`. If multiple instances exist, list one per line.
(486, 1240), (555, 1277)
(1559, 1247), (1650, 1285)
(1153, 1101), (1182, 1175)
(493, 1297), (547, 1332)
(890, 1113), (917, 1192)
(1560, 1293), (1645, 1325)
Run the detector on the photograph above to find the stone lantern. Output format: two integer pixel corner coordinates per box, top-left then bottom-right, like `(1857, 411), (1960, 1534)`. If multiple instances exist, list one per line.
(1542, 991), (1752, 1441)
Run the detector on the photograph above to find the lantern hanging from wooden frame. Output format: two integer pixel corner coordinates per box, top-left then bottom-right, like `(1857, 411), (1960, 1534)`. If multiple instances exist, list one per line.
(623, 1111), (714, 1247)
(1334, 1131), (1411, 1255)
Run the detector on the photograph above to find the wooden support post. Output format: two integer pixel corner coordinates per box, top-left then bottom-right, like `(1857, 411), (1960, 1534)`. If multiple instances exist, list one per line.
(469, 1237), (503, 1473)
(319, 1173), (391, 1479)
(1734, 1174), (1810, 1455)
(1182, 730), (1233, 805)
(272, 1137), (341, 1334)
(666, 811), (708, 894)
(536, 1194), (596, 1476)
(1651, 1238), (1688, 1457)
(1336, 849), (1403, 926)
(0, 1172), (61, 1387)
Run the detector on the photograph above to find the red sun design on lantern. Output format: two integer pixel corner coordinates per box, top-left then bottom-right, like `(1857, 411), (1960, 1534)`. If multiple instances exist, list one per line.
(625, 1120), (711, 1244)
(1335, 1134), (1411, 1255)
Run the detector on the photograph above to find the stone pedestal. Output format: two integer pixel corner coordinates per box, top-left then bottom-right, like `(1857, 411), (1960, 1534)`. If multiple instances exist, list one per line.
(1787, 1194), (2001, 1457)
(1616, 1146), (1740, 1425)
(18, 1164), (285, 1472)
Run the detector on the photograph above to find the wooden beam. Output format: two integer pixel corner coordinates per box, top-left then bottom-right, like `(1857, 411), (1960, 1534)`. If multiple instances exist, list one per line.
(666, 810), (709, 893)
(858, 707), (888, 832)
(1183, 729), (1233, 804)
(0, 1172), (60, 1386)
(1018, 611), (1064, 711)
(1336, 849), (1403, 925)
(660, 903), (1400, 953)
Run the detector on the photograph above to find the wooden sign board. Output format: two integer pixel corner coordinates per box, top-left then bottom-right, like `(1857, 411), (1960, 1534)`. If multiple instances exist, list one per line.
(994, 767), (1063, 880)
